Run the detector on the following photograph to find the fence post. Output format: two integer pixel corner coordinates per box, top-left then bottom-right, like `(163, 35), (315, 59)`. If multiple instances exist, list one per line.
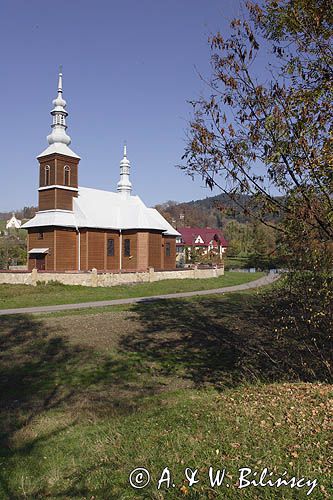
(148, 267), (155, 282)
(91, 268), (98, 287)
(31, 268), (38, 286)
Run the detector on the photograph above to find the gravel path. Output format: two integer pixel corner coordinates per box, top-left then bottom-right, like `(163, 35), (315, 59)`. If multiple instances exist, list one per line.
(0, 273), (280, 316)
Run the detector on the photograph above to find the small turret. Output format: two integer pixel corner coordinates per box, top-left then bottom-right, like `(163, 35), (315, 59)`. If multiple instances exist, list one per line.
(117, 144), (132, 197)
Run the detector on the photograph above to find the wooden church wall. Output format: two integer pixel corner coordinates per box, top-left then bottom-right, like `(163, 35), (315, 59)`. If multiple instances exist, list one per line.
(105, 230), (120, 270)
(39, 189), (56, 211)
(39, 158), (56, 187)
(39, 155), (79, 188)
(86, 230), (105, 270)
(28, 228), (55, 271)
(54, 228), (77, 271)
(28, 228), (176, 272)
(39, 189), (75, 211)
(163, 236), (176, 270)
(56, 189), (77, 210)
(148, 232), (162, 269)
(79, 230), (87, 270)
(137, 232), (149, 270)
(121, 230), (138, 270)
(81, 229), (121, 271)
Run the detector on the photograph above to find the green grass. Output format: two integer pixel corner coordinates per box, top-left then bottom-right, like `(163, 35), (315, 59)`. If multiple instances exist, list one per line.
(0, 271), (264, 309)
(0, 291), (331, 498)
(224, 256), (252, 270)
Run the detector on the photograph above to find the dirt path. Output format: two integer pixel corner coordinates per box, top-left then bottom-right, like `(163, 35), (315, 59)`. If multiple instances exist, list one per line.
(0, 273), (280, 316)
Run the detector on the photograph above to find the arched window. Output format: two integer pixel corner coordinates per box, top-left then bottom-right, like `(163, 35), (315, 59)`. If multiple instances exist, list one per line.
(64, 166), (70, 186)
(45, 165), (50, 185)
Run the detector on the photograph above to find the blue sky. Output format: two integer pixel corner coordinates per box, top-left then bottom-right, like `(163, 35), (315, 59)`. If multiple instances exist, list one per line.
(1, 0), (244, 211)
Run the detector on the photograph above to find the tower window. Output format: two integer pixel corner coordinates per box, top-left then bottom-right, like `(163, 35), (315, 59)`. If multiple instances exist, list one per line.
(107, 238), (114, 257)
(64, 166), (70, 186)
(165, 242), (171, 257)
(37, 232), (44, 240)
(124, 239), (131, 257)
(45, 165), (50, 185)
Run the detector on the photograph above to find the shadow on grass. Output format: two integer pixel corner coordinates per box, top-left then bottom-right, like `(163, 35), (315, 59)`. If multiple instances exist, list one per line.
(121, 293), (331, 389)
(0, 292), (330, 497)
(0, 314), (161, 498)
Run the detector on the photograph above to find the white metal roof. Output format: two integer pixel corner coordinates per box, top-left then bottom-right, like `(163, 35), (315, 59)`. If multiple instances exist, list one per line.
(28, 248), (49, 254)
(37, 143), (80, 159)
(22, 187), (180, 236)
(22, 210), (77, 229)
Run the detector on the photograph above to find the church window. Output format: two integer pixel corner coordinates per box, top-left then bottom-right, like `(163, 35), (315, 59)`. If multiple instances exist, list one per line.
(124, 239), (131, 257)
(166, 242), (171, 257)
(37, 232), (44, 240)
(107, 238), (114, 257)
(45, 165), (50, 185)
(64, 166), (70, 186)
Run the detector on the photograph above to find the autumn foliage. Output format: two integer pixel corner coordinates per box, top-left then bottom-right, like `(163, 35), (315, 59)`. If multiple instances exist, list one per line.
(182, 0), (332, 373)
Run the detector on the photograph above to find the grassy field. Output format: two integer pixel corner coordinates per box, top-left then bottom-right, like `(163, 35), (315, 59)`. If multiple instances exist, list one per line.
(0, 271), (264, 309)
(224, 256), (252, 270)
(0, 290), (331, 499)
(224, 256), (281, 271)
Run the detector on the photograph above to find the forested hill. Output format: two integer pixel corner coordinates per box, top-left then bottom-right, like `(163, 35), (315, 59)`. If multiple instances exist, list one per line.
(155, 193), (283, 229)
(0, 193), (283, 229)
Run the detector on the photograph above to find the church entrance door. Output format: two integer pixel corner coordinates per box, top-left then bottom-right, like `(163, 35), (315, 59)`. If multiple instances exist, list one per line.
(35, 255), (46, 271)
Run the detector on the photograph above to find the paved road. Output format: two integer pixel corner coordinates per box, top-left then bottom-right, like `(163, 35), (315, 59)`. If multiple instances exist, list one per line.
(0, 273), (280, 316)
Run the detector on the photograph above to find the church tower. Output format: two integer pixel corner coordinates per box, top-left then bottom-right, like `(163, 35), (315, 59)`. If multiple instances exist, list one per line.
(37, 68), (80, 212)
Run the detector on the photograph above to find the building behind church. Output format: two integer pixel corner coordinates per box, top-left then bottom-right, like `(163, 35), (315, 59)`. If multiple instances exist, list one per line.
(22, 70), (179, 272)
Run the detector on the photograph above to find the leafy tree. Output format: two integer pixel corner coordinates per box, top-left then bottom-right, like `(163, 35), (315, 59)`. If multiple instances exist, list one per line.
(182, 0), (332, 270)
(182, 0), (332, 371)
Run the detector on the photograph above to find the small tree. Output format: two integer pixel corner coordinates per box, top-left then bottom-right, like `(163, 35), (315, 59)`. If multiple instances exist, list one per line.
(182, 0), (332, 369)
(182, 0), (332, 270)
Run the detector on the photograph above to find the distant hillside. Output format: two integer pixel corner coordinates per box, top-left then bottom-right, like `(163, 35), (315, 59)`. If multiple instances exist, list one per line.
(0, 193), (282, 230)
(155, 193), (283, 229)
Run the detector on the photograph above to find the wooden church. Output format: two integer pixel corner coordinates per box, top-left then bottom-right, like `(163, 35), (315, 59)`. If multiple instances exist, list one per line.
(22, 70), (179, 272)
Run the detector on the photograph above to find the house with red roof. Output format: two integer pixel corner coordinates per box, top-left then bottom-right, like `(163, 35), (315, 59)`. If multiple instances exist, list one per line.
(176, 227), (228, 264)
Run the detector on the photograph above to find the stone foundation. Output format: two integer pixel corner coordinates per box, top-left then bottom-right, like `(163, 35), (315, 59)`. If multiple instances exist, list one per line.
(0, 266), (224, 287)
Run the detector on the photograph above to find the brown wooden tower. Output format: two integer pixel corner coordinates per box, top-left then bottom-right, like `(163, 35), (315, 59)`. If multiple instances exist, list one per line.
(23, 70), (179, 272)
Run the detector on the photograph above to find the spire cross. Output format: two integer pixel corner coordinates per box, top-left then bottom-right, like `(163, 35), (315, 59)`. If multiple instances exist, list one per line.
(58, 65), (63, 94)
(46, 68), (71, 146)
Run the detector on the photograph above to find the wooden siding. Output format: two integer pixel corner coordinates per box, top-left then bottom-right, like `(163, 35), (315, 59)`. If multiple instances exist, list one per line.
(137, 232), (149, 270)
(56, 157), (79, 188)
(54, 228), (77, 271)
(28, 228), (55, 271)
(38, 188), (75, 211)
(149, 232), (162, 269)
(106, 231), (120, 270)
(87, 230), (105, 270)
(39, 158), (56, 187)
(79, 230), (87, 271)
(39, 189), (56, 211)
(163, 235), (177, 270)
(56, 189), (75, 210)
(27, 227), (177, 272)
(38, 153), (79, 189)
(122, 231), (138, 270)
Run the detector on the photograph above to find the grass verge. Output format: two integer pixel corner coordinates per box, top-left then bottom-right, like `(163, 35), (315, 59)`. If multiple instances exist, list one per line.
(0, 290), (331, 498)
(0, 271), (264, 310)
